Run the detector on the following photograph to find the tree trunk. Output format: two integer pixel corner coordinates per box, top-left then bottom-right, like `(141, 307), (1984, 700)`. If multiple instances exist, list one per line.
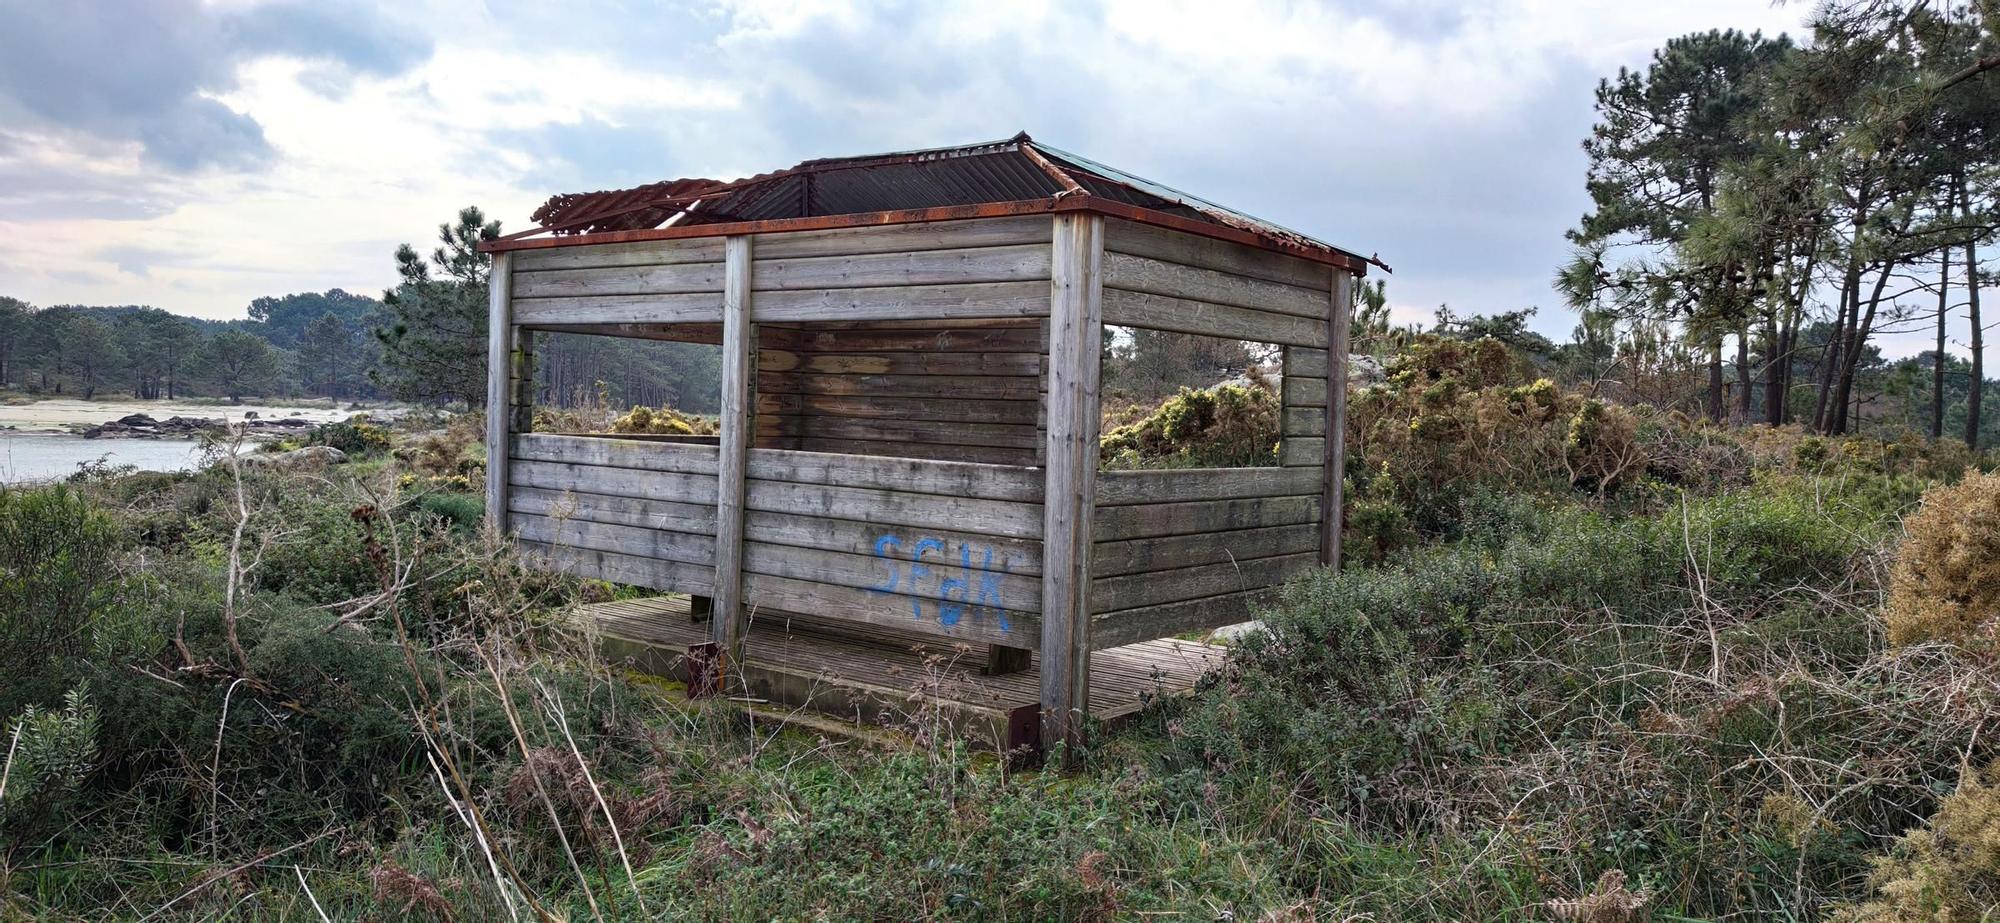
(1814, 283), (1852, 432)
(1968, 213), (1985, 451)
(1706, 339), (1724, 422)
(1934, 247), (1951, 440)
(1833, 264), (1895, 435)
(1735, 326), (1753, 421)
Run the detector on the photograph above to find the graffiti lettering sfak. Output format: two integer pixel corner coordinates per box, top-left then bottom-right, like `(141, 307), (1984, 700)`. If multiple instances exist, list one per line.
(869, 534), (1013, 632)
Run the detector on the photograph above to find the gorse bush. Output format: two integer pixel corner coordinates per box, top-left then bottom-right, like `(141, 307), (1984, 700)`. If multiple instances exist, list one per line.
(1347, 335), (1656, 534)
(304, 418), (393, 455)
(1100, 379), (1279, 468)
(1837, 761), (2000, 921)
(1885, 468), (2000, 647)
(609, 403), (717, 436)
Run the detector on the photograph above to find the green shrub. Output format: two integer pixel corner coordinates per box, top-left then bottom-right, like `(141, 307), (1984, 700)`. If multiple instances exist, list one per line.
(0, 486), (123, 714)
(0, 685), (99, 843)
(1147, 474), (1982, 917)
(305, 419), (392, 455)
(409, 490), (484, 531)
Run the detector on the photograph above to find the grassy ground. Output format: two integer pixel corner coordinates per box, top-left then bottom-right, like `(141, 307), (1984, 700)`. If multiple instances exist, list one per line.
(4, 377), (2000, 920)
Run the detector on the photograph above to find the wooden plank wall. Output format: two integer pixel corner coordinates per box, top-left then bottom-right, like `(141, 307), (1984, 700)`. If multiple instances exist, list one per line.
(511, 236), (727, 327)
(1100, 218), (1331, 349)
(1088, 467), (1322, 649)
(737, 448), (1044, 647)
(742, 216), (1055, 467)
(756, 319), (1047, 466)
(506, 433), (721, 596)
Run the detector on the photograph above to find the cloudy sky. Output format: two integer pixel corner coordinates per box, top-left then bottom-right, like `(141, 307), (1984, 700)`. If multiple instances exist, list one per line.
(2, 0), (1821, 346)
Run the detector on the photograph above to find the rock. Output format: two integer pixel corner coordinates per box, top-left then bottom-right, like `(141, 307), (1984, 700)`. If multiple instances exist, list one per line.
(228, 446), (347, 470)
(1206, 621), (1265, 645)
(244, 410), (259, 419)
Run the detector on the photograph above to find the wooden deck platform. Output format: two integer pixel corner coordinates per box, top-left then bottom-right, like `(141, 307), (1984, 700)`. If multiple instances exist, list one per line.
(580, 596), (1227, 752)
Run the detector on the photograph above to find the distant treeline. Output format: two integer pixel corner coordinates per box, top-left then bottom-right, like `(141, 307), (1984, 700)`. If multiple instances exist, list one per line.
(0, 287), (722, 411)
(0, 290), (382, 402)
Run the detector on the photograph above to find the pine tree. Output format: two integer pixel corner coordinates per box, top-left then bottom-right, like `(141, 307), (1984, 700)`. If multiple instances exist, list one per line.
(1568, 29), (1793, 422)
(372, 207), (500, 407)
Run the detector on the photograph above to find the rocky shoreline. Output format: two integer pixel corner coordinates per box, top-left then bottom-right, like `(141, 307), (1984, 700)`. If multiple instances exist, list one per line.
(76, 412), (319, 440)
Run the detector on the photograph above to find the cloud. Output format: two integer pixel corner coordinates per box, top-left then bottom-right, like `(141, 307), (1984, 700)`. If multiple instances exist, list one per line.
(95, 245), (187, 279)
(0, 0), (429, 172)
(34, 0), (1961, 359)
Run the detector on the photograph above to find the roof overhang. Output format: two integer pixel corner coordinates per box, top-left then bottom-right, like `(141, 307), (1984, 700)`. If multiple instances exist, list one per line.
(480, 195), (1373, 276)
(481, 133), (1384, 275)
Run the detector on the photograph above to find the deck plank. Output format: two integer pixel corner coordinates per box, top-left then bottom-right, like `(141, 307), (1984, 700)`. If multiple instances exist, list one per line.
(577, 595), (1225, 746)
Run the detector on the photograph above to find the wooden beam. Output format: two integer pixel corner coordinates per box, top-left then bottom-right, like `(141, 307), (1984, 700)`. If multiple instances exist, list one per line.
(711, 234), (754, 682)
(484, 252), (514, 531)
(1323, 270), (1353, 568)
(1039, 212), (1103, 756)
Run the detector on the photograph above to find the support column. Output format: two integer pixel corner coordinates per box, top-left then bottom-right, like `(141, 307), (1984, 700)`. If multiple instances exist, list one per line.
(710, 234), (755, 684)
(1320, 270), (1354, 568)
(1039, 213), (1103, 756)
(484, 251), (514, 531)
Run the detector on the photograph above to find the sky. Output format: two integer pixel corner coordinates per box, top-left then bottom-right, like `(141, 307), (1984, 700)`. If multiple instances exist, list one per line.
(1, 0), (1886, 351)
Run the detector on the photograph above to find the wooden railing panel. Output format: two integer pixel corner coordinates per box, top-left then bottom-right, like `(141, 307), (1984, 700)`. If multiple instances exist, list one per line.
(506, 435), (721, 598)
(1088, 467), (1323, 648)
(736, 447), (1044, 648)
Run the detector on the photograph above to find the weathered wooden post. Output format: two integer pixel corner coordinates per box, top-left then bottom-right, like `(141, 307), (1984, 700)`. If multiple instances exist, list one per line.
(709, 234), (755, 685)
(484, 251), (514, 531)
(1039, 212), (1103, 756)
(1321, 270), (1354, 568)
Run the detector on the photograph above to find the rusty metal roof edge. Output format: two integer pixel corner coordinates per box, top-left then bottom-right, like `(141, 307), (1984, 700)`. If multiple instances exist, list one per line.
(517, 134), (1044, 240)
(480, 197), (1371, 275)
(1026, 141), (1385, 272)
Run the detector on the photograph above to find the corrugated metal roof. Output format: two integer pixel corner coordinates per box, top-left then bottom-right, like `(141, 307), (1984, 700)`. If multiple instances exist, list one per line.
(520, 133), (1379, 269)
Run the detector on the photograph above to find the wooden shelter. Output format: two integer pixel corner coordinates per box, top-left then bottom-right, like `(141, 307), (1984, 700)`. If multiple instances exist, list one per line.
(480, 134), (1374, 751)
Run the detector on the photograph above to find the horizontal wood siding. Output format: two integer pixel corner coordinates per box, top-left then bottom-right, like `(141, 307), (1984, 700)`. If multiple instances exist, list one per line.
(1100, 218), (1332, 348)
(1103, 218), (1329, 290)
(1088, 467), (1323, 648)
(757, 318), (1047, 467)
(738, 447), (1043, 647)
(752, 215), (1052, 260)
(506, 434), (719, 596)
(511, 233), (726, 326)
